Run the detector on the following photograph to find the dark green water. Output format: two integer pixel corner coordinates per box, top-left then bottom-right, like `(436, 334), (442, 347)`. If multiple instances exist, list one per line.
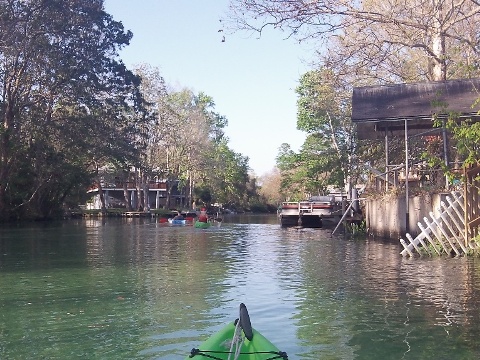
(1, 215), (480, 359)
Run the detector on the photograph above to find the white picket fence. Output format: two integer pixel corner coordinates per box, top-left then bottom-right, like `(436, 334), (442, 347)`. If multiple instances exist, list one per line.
(400, 192), (474, 257)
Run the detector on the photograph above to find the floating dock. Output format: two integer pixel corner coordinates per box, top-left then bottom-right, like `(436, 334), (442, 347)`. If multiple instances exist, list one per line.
(278, 196), (343, 228)
(278, 193), (364, 228)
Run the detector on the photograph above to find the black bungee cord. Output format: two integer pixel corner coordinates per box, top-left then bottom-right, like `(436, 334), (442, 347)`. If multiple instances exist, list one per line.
(189, 347), (288, 359)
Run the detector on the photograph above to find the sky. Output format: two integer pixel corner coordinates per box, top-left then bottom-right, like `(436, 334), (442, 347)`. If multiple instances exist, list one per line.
(104, 0), (314, 176)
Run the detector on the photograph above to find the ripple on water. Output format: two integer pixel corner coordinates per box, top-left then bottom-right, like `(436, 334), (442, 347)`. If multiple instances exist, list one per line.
(3, 218), (480, 359)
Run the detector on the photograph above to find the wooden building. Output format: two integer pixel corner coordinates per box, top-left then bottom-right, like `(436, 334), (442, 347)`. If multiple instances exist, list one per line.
(352, 77), (480, 140)
(351, 77), (480, 236)
(86, 179), (186, 210)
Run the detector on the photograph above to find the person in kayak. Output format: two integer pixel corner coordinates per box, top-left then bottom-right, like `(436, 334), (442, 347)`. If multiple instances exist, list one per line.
(173, 211), (184, 220)
(198, 207), (208, 223)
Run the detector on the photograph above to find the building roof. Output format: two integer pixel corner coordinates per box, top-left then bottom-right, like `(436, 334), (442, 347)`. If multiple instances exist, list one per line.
(351, 78), (480, 139)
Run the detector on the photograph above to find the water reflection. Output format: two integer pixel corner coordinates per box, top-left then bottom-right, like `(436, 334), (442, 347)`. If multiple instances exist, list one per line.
(1, 218), (480, 359)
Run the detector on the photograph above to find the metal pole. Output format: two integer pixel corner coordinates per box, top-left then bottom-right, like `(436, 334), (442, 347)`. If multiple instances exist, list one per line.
(385, 128), (389, 192)
(405, 119), (409, 234)
(464, 166), (467, 244)
(331, 198), (366, 236)
(442, 119), (449, 189)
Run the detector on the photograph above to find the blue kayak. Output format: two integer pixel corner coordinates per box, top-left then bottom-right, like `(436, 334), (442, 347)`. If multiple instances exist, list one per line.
(168, 218), (186, 225)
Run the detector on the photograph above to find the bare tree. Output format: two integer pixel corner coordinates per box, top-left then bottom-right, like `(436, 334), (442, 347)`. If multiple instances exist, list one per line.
(226, 0), (480, 81)
(258, 167), (284, 205)
(144, 85), (212, 209)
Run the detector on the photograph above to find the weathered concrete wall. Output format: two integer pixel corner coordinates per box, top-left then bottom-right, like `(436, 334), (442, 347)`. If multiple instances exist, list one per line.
(365, 192), (453, 239)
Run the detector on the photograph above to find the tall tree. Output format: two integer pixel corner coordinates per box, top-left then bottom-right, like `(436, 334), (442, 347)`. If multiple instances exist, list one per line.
(129, 64), (254, 211)
(131, 64), (170, 211)
(275, 143), (302, 201)
(209, 140), (250, 208)
(258, 167), (284, 205)
(276, 68), (357, 197)
(146, 87), (212, 209)
(0, 0), (143, 219)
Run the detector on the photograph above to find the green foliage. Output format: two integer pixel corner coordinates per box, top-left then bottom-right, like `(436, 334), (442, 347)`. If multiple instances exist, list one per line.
(448, 120), (480, 167)
(0, 1), (263, 219)
(276, 144), (307, 200)
(276, 68), (356, 198)
(248, 201), (274, 213)
(424, 109), (480, 186)
(0, 0), (144, 220)
(467, 235), (480, 257)
(194, 185), (213, 205)
(195, 92), (228, 143)
(345, 221), (367, 237)
(131, 65), (257, 212)
(208, 141), (250, 207)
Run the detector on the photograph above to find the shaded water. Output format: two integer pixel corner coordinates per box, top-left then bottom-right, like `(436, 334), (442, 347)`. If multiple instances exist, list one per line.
(1, 215), (480, 359)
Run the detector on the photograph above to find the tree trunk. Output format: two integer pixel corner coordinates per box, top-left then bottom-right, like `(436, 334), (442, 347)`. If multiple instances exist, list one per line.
(0, 104), (15, 219)
(189, 175), (194, 210)
(186, 170), (193, 210)
(96, 178), (106, 214)
(166, 179), (172, 209)
(123, 182), (132, 211)
(135, 169), (142, 211)
(143, 176), (149, 211)
(0, 182), (7, 219)
(431, 32), (446, 81)
(431, 1), (446, 81)
(0, 149), (10, 218)
(121, 169), (132, 211)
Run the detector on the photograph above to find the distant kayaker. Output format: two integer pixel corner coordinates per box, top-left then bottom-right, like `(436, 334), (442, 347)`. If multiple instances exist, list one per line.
(198, 207), (208, 223)
(173, 211), (184, 220)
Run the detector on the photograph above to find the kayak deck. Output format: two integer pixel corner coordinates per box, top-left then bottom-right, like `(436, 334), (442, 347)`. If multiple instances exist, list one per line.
(187, 304), (287, 360)
(194, 221), (211, 229)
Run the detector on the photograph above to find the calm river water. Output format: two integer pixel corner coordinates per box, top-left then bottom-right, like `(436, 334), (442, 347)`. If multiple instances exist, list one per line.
(1, 215), (480, 359)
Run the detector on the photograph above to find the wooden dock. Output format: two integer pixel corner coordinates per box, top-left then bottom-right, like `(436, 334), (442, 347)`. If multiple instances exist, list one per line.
(81, 211), (150, 218)
(123, 211), (149, 217)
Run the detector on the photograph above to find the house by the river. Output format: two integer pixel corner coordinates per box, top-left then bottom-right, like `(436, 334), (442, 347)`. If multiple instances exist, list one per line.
(352, 77), (480, 246)
(86, 171), (187, 211)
